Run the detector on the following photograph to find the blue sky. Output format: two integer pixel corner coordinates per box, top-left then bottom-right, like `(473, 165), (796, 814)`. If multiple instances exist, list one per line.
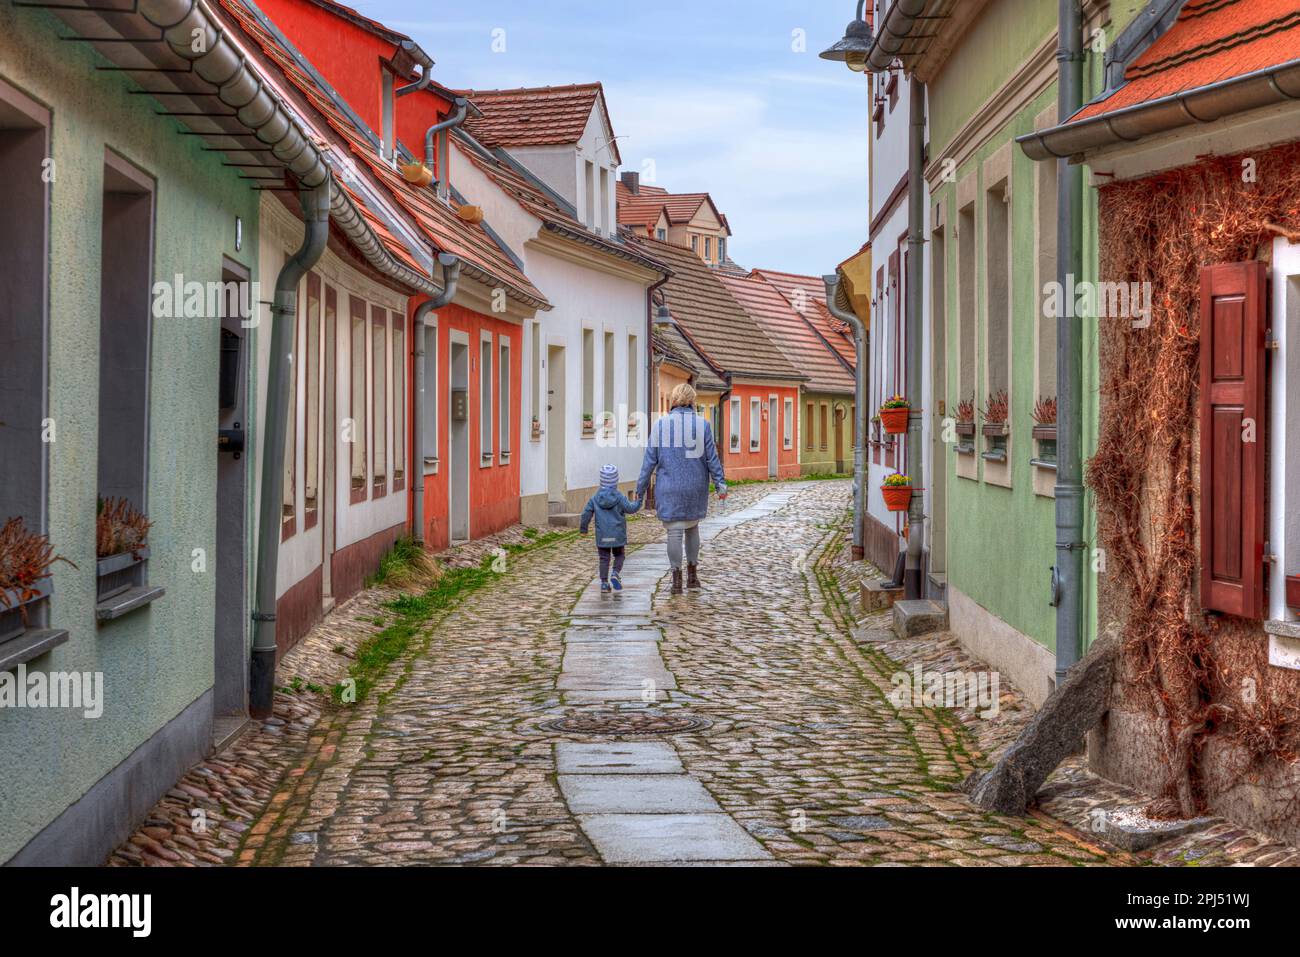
(351, 0), (871, 276)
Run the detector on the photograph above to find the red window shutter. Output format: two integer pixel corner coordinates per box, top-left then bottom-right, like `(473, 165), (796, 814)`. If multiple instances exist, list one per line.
(1199, 261), (1267, 618)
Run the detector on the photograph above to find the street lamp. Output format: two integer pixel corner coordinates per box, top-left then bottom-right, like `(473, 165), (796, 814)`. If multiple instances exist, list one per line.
(819, 0), (874, 72)
(654, 298), (675, 327)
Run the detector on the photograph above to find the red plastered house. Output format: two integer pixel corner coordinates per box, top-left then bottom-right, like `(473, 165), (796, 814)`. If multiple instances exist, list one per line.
(221, 0), (552, 554)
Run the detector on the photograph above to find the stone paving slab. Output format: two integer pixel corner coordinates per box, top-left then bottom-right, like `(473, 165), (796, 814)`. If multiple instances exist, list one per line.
(560, 774), (718, 813)
(576, 813), (773, 863)
(555, 741), (684, 775)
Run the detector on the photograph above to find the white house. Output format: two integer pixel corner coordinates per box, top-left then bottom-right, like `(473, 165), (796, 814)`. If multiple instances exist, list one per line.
(455, 85), (669, 523)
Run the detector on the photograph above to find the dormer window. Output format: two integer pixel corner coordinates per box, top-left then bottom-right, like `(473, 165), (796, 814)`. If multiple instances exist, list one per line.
(703, 236), (712, 262)
(656, 228), (667, 241)
(719, 238), (727, 263)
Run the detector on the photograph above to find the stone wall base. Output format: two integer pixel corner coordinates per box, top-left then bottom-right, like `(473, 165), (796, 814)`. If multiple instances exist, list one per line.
(948, 585), (1056, 709)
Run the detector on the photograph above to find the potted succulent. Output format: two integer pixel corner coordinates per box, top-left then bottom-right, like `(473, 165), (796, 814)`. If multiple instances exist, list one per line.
(879, 394), (910, 435)
(582, 412), (595, 435)
(1032, 395), (1057, 465)
(0, 517), (73, 642)
(531, 414), (541, 439)
(880, 472), (913, 512)
(954, 396), (976, 438)
(96, 497), (152, 602)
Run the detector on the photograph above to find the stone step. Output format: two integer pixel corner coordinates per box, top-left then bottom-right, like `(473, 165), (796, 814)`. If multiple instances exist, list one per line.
(862, 578), (904, 613)
(891, 599), (949, 638)
(548, 512), (582, 528)
(548, 499), (567, 515)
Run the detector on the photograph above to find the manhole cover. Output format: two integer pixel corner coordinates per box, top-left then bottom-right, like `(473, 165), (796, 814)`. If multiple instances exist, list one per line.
(539, 712), (712, 736)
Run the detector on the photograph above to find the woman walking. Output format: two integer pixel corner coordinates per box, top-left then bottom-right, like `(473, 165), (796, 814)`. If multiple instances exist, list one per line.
(635, 383), (727, 595)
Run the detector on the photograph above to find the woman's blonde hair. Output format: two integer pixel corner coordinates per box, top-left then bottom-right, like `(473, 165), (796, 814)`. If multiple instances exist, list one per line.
(667, 382), (697, 410)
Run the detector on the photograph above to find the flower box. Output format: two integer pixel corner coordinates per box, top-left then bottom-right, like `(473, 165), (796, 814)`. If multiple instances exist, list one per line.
(1031, 424), (1057, 441)
(881, 484), (913, 512)
(982, 422), (1009, 437)
(955, 421), (976, 437)
(96, 547), (148, 602)
(0, 580), (49, 644)
(880, 406), (909, 434)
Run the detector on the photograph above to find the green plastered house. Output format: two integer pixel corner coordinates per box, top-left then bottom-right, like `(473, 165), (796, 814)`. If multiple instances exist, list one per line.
(0, 0), (431, 865)
(865, 0), (1166, 705)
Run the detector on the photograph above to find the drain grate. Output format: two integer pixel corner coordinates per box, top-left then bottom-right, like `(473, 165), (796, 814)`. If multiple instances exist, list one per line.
(539, 712), (712, 736)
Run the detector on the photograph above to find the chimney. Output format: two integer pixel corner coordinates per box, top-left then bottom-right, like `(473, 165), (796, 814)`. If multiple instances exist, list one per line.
(620, 170), (640, 195)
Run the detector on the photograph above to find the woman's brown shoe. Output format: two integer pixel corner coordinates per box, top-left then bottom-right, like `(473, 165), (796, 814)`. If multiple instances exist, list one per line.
(687, 564), (701, 589)
(670, 569), (683, 595)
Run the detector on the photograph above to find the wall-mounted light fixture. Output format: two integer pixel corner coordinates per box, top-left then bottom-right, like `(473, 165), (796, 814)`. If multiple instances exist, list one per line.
(819, 0), (874, 72)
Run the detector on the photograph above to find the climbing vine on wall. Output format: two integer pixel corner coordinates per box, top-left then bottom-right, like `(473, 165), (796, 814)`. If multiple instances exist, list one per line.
(1090, 141), (1300, 819)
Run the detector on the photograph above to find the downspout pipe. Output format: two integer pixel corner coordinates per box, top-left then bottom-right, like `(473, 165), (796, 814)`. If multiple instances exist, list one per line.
(825, 275), (869, 562)
(647, 276), (670, 424)
(412, 253), (462, 545)
(903, 76), (927, 600)
(425, 97), (470, 199)
(396, 40), (434, 97)
(1054, 0), (1085, 685)
(250, 177), (331, 720)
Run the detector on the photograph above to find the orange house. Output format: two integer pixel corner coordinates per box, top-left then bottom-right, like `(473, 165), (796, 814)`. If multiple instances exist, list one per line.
(630, 236), (803, 481)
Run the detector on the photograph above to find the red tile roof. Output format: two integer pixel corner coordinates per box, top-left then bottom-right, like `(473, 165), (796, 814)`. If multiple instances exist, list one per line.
(461, 84), (618, 163)
(749, 268), (857, 367)
(215, 0), (549, 309)
(625, 236), (802, 383)
(616, 181), (730, 233)
(296, 0), (409, 44)
(717, 274), (855, 395)
(1075, 0), (1300, 122)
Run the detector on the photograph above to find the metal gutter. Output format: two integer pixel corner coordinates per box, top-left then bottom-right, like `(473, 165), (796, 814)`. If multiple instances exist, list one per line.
(1017, 58), (1300, 161)
(867, 0), (930, 73)
(825, 276), (870, 562)
(902, 76), (926, 599)
(396, 40), (434, 97)
(250, 179), (331, 718)
(412, 255), (462, 546)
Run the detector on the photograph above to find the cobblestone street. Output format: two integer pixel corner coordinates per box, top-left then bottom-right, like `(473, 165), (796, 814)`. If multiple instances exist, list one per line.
(111, 479), (1299, 867)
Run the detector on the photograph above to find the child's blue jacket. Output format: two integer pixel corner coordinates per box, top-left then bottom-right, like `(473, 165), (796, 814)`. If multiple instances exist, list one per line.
(580, 488), (641, 548)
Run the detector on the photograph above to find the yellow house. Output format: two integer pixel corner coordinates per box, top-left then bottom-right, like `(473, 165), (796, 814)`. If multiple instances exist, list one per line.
(617, 172), (732, 268)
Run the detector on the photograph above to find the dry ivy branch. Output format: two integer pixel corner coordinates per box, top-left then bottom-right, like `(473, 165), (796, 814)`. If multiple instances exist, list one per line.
(0, 517), (75, 620)
(96, 497), (152, 560)
(1090, 142), (1300, 818)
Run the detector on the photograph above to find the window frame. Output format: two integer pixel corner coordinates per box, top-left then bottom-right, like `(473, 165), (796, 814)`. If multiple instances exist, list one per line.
(349, 295), (369, 504)
(391, 311), (406, 492)
(729, 396), (741, 452)
(783, 397), (794, 450)
(749, 397), (762, 452)
(371, 306), (388, 498)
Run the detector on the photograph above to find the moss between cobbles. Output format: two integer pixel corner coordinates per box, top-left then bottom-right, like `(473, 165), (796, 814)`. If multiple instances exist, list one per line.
(333, 529), (575, 705)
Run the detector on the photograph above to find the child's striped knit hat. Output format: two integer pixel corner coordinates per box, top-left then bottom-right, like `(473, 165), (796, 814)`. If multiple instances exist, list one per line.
(599, 464), (619, 489)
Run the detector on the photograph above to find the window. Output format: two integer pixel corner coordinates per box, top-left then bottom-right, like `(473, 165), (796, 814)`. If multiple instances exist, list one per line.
(350, 296), (367, 499)
(729, 397), (741, 452)
(985, 176), (1011, 401)
(372, 308), (388, 492)
(603, 330), (615, 430)
(820, 404), (828, 451)
(0, 79), (56, 646)
(530, 321), (541, 435)
(719, 238), (727, 264)
(783, 398), (793, 449)
(805, 402), (814, 449)
(283, 275), (298, 530)
(750, 398), (762, 451)
(704, 237), (712, 263)
(1036, 147), (1058, 414)
(656, 228), (667, 241)
(582, 327), (594, 426)
(627, 335), (639, 428)
(584, 160), (596, 229)
(304, 273), (322, 527)
(499, 337), (510, 461)
(480, 333), (493, 462)
(422, 318), (438, 465)
(599, 166), (610, 234)
(380, 69), (395, 161)
(957, 199), (976, 437)
(392, 316), (405, 489)
(691, 235), (699, 253)
(97, 151), (156, 603)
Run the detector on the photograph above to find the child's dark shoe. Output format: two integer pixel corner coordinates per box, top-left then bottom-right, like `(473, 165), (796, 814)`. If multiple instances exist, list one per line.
(600, 580), (612, 592)
(610, 574), (622, 592)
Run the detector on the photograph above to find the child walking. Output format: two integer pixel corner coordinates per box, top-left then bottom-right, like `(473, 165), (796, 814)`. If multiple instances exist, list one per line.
(580, 464), (641, 591)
